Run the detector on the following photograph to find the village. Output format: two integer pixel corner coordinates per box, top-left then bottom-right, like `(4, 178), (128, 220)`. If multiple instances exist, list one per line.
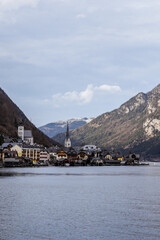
(0, 124), (143, 168)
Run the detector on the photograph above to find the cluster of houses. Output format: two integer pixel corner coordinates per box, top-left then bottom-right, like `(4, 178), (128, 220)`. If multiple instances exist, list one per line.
(0, 125), (51, 167)
(0, 124), (141, 167)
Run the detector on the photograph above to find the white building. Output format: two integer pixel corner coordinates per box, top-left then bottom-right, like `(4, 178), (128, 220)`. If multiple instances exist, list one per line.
(82, 145), (101, 151)
(18, 126), (24, 141)
(40, 150), (50, 162)
(24, 130), (34, 145)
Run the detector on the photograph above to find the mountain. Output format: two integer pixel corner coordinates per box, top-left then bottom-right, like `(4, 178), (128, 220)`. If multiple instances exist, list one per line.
(39, 118), (94, 138)
(54, 84), (160, 157)
(0, 88), (60, 147)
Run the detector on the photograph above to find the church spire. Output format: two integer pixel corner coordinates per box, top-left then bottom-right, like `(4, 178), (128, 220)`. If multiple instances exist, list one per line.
(66, 122), (69, 139)
(64, 122), (71, 148)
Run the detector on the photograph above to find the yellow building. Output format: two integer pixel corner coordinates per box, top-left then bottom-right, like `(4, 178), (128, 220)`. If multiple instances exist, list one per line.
(22, 146), (40, 162)
(2, 143), (22, 157)
(77, 152), (88, 160)
(11, 145), (22, 157)
(117, 157), (124, 161)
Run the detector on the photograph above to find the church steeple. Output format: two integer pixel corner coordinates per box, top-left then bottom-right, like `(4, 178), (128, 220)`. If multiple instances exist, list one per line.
(64, 122), (71, 148)
(66, 122), (69, 139)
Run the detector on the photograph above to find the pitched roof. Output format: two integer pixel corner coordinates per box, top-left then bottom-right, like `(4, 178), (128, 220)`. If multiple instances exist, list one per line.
(24, 130), (33, 138)
(1, 143), (21, 148)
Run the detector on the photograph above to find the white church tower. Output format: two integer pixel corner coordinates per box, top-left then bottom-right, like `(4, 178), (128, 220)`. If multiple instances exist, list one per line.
(18, 126), (24, 141)
(64, 122), (71, 148)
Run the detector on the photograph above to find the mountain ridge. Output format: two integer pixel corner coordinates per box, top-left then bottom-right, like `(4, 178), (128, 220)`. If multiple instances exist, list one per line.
(0, 88), (60, 147)
(39, 117), (94, 138)
(53, 84), (160, 156)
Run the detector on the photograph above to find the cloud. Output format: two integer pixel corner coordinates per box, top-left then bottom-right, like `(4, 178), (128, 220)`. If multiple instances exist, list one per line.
(95, 85), (121, 92)
(0, 0), (39, 23)
(0, 0), (39, 10)
(50, 84), (121, 107)
(76, 14), (86, 19)
(125, 1), (160, 10)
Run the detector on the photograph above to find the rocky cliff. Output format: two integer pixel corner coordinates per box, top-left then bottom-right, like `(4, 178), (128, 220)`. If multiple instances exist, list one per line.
(54, 84), (160, 156)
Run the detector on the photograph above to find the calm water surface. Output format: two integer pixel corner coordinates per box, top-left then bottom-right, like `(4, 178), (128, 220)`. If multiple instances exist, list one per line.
(0, 164), (160, 240)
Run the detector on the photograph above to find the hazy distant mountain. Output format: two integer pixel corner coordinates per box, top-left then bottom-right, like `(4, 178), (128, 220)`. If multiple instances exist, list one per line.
(0, 88), (60, 147)
(54, 84), (160, 157)
(39, 118), (94, 138)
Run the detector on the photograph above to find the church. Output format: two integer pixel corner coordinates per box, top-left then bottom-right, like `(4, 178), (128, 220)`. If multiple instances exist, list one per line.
(18, 125), (34, 145)
(64, 122), (71, 148)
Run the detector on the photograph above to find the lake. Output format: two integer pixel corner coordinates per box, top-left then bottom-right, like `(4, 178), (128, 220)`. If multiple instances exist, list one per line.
(0, 164), (160, 240)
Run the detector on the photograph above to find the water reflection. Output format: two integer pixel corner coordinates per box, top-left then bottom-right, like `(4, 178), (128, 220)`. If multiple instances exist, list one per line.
(0, 165), (160, 240)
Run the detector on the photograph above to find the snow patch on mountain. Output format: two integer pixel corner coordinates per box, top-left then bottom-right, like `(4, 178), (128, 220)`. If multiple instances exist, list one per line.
(39, 118), (94, 138)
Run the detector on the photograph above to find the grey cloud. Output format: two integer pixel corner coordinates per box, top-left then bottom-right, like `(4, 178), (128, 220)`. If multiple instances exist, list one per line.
(1, 0), (160, 125)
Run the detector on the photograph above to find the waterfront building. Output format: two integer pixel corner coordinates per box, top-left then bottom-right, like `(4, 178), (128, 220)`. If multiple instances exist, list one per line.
(57, 150), (68, 160)
(3, 149), (18, 158)
(40, 150), (50, 162)
(3, 149), (19, 167)
(104, 153), (113, 160)
(67, 148), (78, 161)
(1, 143), (22, 157)
(11, 144), (22, 157)
(64, 122), (71, 148)
(22, 145), (40, 162)
(117, 155), (124, 161)
(77, 151), (88, 160)
(49, 151), (58, 160)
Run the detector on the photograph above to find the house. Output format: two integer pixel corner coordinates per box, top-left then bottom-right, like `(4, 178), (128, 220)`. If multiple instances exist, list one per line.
(11, 145), (22, 157)
(49, 152), (58, 160)
(48, 146), (60, 160)
(3, 149), (18, 158)
(57, 150), (68, 160)
(40, 150), (50, 163)
(3, 151), (20, 167)
(104, 153), (113, 160)
(49, 151), (58, 160)
(77, 151), (88, 160)
(1, 143), (22, 157)
(82, 145), (101, 152)
(117, 154), (124, 161)
(67, 148), (78, 161)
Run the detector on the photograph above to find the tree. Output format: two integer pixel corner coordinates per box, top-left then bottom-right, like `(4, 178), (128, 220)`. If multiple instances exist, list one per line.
(0, 134), (4, 146)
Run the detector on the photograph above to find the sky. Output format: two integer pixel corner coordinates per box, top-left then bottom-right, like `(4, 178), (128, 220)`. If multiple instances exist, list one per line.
(0, 0), (160, 127)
